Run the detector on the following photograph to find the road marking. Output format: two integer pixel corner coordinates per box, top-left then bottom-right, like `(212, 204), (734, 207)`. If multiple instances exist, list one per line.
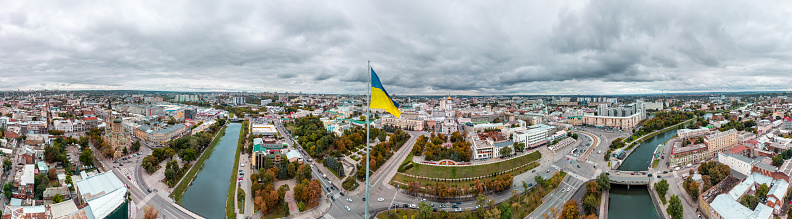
(136, 193), (156, 210)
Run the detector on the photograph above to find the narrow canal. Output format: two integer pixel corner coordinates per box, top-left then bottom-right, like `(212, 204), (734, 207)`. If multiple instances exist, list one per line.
(610, 122), (690, 219)
(617, 126), (681, 171)
(181, 122), (242, 219)
(608, 185), (659, 219)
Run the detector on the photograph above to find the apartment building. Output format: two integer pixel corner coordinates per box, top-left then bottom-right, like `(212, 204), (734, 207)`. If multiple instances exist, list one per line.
(705, 129), (738, 157)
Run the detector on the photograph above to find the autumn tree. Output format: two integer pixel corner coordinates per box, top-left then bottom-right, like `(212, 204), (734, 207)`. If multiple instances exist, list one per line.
(561, 199), (579, 219)
(308, 179), (322, 206)
(144, 205), (159, 219)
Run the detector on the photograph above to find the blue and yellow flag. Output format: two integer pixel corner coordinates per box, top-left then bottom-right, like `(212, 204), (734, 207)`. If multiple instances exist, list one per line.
(370, 68), (401, 118)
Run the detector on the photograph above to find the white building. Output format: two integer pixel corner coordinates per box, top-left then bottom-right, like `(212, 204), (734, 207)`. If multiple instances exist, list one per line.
(53, 120), (73, 132)
(718, 151), (758, 176)
(677, 127), (710, 139)
(513, 127), (548, 149)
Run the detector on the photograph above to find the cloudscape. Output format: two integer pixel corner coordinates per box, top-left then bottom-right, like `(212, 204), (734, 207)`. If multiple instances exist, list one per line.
(2, 0), (792, 95)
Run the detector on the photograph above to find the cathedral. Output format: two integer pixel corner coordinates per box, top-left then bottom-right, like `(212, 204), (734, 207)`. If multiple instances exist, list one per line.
(102, 103), (132, 158)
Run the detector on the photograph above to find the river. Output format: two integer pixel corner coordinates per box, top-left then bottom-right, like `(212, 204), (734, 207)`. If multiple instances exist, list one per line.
(181, 122), (242, 219)
(617, 126), (681, 171)
(608, 185), (659, 219)
(611, 123), (687, 219)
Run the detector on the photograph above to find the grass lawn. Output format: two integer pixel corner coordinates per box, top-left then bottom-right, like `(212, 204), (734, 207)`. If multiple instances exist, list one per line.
(652, 159), (660, 168)
(237, 188), (245, 214)
(392, 162), (540, 188)
(171, 124), (227, 202)
(261, 203), (288, 219)
(403, 151), (541, 179)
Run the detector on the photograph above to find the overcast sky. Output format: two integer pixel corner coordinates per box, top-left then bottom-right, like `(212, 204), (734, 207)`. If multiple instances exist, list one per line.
(2, 0), (792, 95)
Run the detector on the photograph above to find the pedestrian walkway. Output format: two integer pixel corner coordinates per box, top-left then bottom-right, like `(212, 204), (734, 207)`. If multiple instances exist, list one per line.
(551, 164), (588, 181)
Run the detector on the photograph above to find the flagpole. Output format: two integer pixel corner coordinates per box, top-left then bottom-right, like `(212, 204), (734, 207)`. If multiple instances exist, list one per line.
(365, 60), (371, 219)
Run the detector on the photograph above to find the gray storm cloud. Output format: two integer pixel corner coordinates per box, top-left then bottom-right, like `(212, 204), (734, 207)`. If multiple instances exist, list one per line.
(1, 0), (792, 94)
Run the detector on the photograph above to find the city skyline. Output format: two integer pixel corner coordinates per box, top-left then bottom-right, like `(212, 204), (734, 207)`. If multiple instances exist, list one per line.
(3, 0), (792, 95)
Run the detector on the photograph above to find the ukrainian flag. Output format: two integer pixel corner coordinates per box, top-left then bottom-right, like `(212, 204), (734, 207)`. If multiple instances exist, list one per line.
(370, 68), (401, 118)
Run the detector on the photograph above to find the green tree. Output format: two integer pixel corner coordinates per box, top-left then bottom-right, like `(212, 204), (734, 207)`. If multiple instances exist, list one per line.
(52, 194), (63, 203)
(3, 159), (11, 171)
(655, 179), (669, 198)
(597, 173), (611, 191)
(499, 146), (513, 157)
(476, 194), (488, 215)
(756, 183), (769, 200)
(535, 176), (545, 187)
(418, 201), (432, 219)
(499, 202), (511, 219)
(80, 148), (94, 166)
(3, 182), (12, 198)
(667, 195), (684, 219)
(740, 194), (759, 210)
(583, 195), (598, 215)
(773, 155), (784, 167)
(180, 149), (197, 163)
(133, 140), (141, 152)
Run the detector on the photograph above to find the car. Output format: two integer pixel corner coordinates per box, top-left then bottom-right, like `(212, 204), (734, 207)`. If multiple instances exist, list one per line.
(605, 172), (610, 175)
(566, 158), (569, 161)
(455, 208), (462, 212)
(657, 175), (661, 178)
(663, 171), (668, 174)
(528, 183), (533, 187)
(439, 204), (446, 208)
(241, 164), (244, 167)
(452, 204), (458, 208)
(363, 198), (366, 201)
(546, 170), (551, 173)
(420, 198), (426, 202)
(393, 203), (399, 208)
(346, 198), (352, 202)
(631, 172), (635, 175)
(147, 188), (152, 193)
(120, 163), (123, 166)
(345, 205), (350, 211)
(616, 172), (620, 175)
(125, 184), (129, 188)
(404, 204), (409, 208)
(456, 201), (462, 204)
(577, 165), (580, 168)
(378, 198), (384, 202)
(238, 177), (243, 181)
(430, 203), (435, 207)
(433, 208), (438, 212)
(409, 204), (417, 209)
(475, 205), (480, 209)
(127, 176), (131, 180)
(339, 192), (345, 196)
(326, 188), (331, 192)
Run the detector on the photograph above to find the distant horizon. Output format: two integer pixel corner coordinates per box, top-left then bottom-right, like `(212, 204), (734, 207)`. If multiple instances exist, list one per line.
(2, 89), (790, 97)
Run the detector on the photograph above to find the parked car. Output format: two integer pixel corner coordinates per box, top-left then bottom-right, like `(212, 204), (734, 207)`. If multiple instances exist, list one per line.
(455, 208), (462, 212)
(345, 206), (350, 211)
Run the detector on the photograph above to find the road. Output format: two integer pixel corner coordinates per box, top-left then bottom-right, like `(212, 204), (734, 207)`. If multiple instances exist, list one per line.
(113, 167), (198, 219)
(92, 133), (204, 219)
